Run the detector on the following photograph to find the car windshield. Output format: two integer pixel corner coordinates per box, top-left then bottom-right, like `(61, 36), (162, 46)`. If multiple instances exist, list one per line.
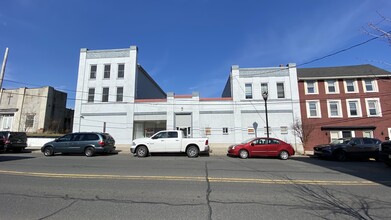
(241, 138), (255, 144)
(330, 138), (350, 144)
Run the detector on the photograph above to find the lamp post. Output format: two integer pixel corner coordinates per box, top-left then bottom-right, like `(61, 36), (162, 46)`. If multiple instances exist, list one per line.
(262, 91), (269, 139)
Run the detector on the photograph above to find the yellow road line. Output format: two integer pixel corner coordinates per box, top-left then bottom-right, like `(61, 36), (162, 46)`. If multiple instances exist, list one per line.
(0, 169), (381, 186)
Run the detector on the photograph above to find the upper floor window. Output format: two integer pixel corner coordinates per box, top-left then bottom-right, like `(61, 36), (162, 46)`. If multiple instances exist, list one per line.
(88, 88), (95, 103)
(102, 87), (109, 102)
(261, 83), (268, 94)
(90, 65), (97, 79)
(365, 98), (381, 117)
(346, 99), (362, 117)
(306, 100), (321, 118)
(277, 83), (285, 98)
(327, 100), (342, 118)
(116, 87), (123, 102)
(104, 64), (111, 79)
(344, 79), (358, 93)
(325, 80), (339, 94)
(305, 80), (318, 94)
(362, 79), (377, 93)
(118, 64), (125, 78)
(245, 84), (253, 99)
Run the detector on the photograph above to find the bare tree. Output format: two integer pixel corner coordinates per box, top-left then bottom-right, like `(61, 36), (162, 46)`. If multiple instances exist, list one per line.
(364, 12), (391, 45)
(291, 118), (314, 150)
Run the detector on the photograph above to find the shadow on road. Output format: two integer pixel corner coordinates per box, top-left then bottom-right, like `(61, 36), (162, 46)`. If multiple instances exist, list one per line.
(0, 155), (35, 162)
(292, 156), (391, 187)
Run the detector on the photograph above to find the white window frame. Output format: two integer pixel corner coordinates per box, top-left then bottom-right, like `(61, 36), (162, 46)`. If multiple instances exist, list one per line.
(344, 79), (358, 93)
(306, 100), (321, 118)
(277, 82), (285, 99)
(325, 79), (339, 94)
(362, 78), (378, 93)
(245, 83), (253, 99)
(365, 98), (382, 117)
(346, 99), (362, 117)
(362, 130), (373, 138)
(261, 83), (268, 94)
(304, 80), (318, 95)
(327, 100), (342, 118)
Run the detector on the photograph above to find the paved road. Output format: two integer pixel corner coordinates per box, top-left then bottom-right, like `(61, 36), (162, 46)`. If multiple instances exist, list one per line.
(1, 152), (391, 220)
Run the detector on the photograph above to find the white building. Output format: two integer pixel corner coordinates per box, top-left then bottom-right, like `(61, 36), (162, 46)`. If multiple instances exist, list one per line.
(73, 46), (302, 153)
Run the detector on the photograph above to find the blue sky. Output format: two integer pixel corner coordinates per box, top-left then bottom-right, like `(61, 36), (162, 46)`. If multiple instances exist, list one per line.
(1, 0), (390, 108)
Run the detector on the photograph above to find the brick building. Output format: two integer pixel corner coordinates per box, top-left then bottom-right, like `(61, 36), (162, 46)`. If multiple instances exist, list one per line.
(297, 64), (391, 152)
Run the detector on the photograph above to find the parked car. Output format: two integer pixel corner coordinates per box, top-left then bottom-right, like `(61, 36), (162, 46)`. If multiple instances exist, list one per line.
(227, 137), (295, 160)
(313, 137), (381, 161)
(41, 132), (116, 157)
(379, 141), (391, 167)
(131, 130), (209, 158)
(0, 131), (28, 153)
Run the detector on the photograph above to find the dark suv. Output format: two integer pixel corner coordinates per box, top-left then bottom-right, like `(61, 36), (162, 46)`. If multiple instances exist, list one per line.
(379, 141), (391, 167)
(314, 137), (381, 161)
(0, 131), (28, 153)
(41, 132), (116, 157)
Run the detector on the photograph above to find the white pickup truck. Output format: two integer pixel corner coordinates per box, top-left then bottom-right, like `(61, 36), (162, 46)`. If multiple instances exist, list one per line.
(131, 130), (209, 157)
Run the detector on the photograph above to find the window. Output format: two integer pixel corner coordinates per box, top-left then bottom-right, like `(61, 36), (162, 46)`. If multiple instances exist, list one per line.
(305, 80), (318, 94)
(25, 114), (35, 128)
(116, 87), (123, 102)
(346, 99), (361, 117)
(223, 127), (229, 135)
(88, 88), (95, 103)
(344, 79), (357, 93)
(118, 64), (124, 78)
(365, 98), (381, 117)
(261, 83), (268, 94)
(263, 126), (271, 134)
(104, 64), (111, 79)
(327, 100), (342, 118)
(306, 100), (321, 118)
(245, 84), (252, 99)
(102, 87), (109, 102)
(168, 132), (178, 138)
(362, 131), (373, 138)
(325, 80), (338, 94)
(277, 83), (285, 98)
(90, 65), (97, 79)
(363, 79), (377, 92)
(205, 127), (211, 135)
(280, 126), (288, 134)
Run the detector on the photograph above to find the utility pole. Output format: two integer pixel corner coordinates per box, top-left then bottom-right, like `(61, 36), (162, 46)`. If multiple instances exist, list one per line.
(0, 48), (9, 90)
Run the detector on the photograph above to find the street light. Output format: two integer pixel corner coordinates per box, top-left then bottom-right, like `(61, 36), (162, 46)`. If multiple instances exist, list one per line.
(262, 91), (269, 139)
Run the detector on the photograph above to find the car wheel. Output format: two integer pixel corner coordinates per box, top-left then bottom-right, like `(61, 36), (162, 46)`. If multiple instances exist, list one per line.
(279, 150), (289, 160)
(186, 145), (199, 158)
(136, 146), (148, 157)
(334, 150), (347, 162)
(239, 149), (249, 159)
(43, 147), (54, 156)
(84, 147), (95, 157)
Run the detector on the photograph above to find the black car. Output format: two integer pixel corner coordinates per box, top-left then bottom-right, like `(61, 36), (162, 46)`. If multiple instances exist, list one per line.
(0, 131), (28, 153)
(313, 137), (381, 161)
(379, 141), (391, 167)
(41, 132), (116, 157)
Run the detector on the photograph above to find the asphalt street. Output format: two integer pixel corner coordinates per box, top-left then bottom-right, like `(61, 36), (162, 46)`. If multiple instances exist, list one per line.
(1, 151), (391, 220)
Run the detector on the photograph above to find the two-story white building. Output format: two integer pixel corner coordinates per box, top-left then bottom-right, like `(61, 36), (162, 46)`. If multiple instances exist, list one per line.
(73, 46), (303, 153)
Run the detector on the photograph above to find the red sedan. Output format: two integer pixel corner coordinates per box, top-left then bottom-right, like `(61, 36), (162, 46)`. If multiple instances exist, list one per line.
(227, 137), (295, 159)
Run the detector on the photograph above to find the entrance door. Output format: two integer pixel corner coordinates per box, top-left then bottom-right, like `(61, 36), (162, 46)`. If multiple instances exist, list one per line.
(175, 114), (192, 137)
